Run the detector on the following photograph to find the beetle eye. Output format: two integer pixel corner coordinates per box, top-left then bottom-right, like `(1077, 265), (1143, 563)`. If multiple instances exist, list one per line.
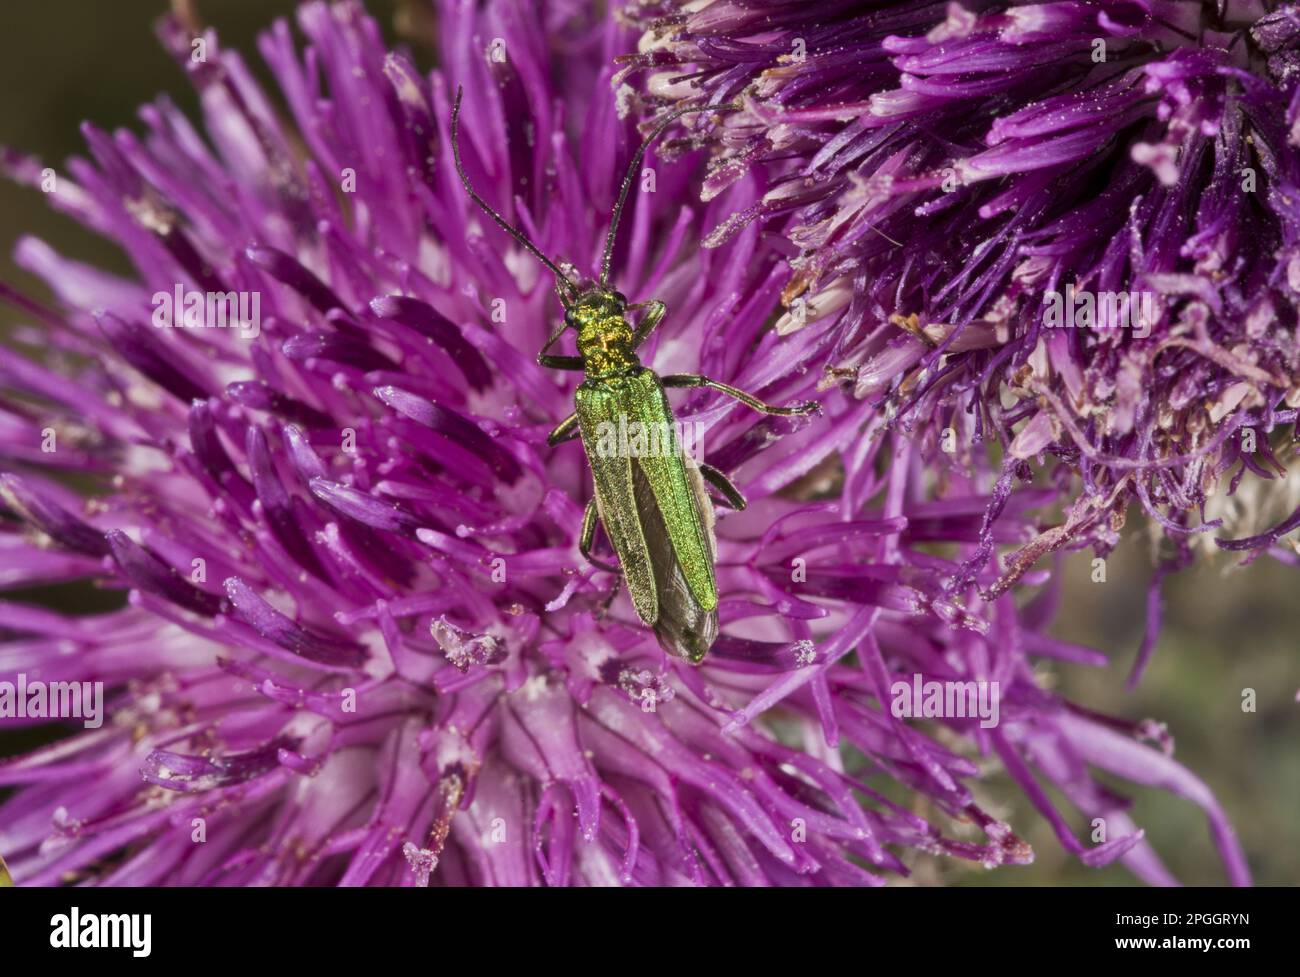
(613, 291), (627, 307)
(564, 310), (577, 328)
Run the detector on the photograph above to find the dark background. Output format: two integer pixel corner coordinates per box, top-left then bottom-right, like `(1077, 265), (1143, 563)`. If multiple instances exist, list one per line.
(0, 0), (1295, 886)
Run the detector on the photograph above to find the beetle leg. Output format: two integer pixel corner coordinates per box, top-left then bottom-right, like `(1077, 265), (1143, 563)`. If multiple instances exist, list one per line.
(547, 412), (582, 446)
(628, 299), (666, 349)
(538, 325), (584, 371)
(591, 572), (621, 621)
(580, 498), (621, 573)
(661, 374), (820, 416)
(698, 463), (747, 511)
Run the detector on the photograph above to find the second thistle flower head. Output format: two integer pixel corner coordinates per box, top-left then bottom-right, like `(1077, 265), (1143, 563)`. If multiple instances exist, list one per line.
(623, 0), (1300, 583)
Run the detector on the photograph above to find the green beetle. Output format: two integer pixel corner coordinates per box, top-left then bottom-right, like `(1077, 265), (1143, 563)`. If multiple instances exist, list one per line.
(451, 87), (817, 661)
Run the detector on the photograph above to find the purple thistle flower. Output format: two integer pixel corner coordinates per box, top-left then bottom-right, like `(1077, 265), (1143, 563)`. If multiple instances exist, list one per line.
(0, 0), (1252, 885)
(622, 1), (1300, 650)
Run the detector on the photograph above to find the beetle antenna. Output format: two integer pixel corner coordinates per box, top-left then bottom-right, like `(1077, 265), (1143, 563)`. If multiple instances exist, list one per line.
(600, 100), (740, 288)
(451, 86), (577, 299)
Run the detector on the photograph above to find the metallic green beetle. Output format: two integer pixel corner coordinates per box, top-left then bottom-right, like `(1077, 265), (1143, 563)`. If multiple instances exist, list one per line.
(451, 87), (818, 662)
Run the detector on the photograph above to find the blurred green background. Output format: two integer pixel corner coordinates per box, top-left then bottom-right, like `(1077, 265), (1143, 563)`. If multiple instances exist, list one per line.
(0, 1), (1295, 886)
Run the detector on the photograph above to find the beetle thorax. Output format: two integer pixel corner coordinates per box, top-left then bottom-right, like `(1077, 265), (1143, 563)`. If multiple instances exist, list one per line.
(570, 290), (640, 378)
